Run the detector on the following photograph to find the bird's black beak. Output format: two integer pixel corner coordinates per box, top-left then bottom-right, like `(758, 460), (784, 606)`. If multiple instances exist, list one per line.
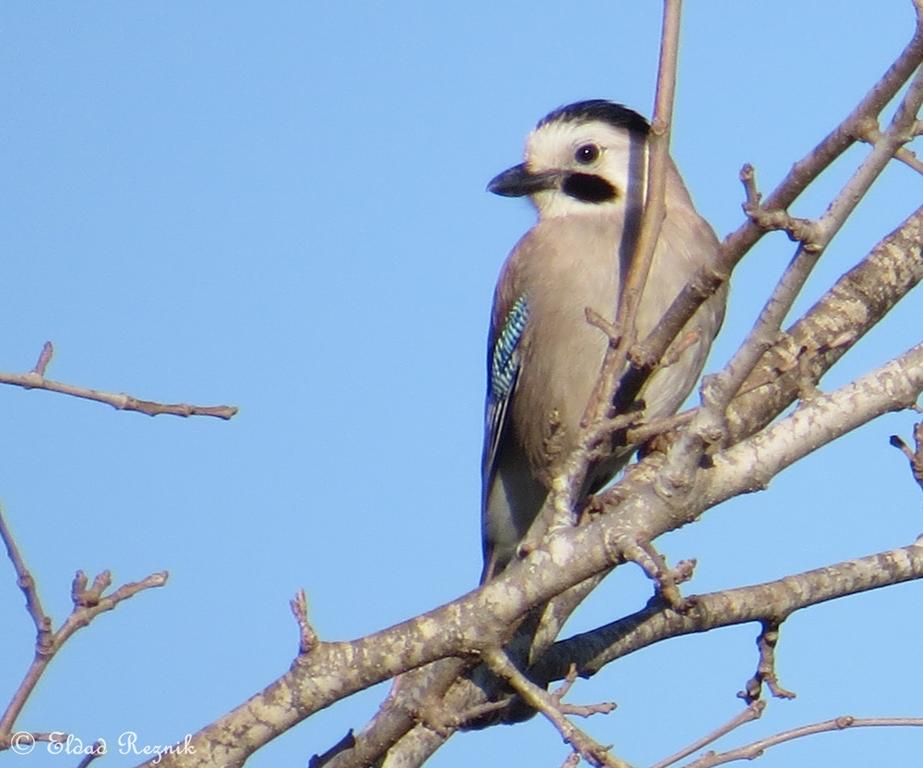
(487, 163), (560, 197)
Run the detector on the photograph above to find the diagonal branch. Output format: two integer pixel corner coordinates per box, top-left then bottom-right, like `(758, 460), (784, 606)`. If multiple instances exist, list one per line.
(315, 28), (923, 768)
(534, 540), (923, 683)
(0, 342), (238, 420)
(321, 197), (922, 768)
(481, 648), (624, 768)
(146, 332), (923, 768)
(651, 702), (765, 768)
(682, 715), (923, 768)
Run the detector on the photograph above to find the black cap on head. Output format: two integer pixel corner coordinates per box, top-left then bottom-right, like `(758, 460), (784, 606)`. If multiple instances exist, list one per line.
(537, 100), (650, 136)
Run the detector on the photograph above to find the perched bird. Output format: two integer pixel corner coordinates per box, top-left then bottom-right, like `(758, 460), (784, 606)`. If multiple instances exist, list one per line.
(481, 99), (726, 583)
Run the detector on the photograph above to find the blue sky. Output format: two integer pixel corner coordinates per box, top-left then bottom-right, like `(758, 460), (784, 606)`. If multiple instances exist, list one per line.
(1, 3), (921, 767)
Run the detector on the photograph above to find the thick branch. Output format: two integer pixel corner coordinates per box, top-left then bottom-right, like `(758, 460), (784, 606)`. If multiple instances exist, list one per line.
(321, 185), (923, 768)
(149, 333), (923, 768)
(727, 205), (923, 441)
(535, 541), (923, 682)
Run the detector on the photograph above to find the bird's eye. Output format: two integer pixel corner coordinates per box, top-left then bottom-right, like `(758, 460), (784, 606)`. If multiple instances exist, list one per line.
(575, 143), (600, 164)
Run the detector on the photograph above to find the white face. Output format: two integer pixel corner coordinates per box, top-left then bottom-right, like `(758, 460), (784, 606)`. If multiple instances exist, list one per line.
(523, 118), (647, 219)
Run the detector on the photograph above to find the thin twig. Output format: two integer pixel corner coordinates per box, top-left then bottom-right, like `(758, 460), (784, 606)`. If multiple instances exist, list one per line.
(613, 0), (683, 344)
(291, 589), (319, 654)
(0, 342), (238, 420)
(682, 716), (923, 768)
(481, 647), (624, 768)
(0, 512), (168, 737)
(739, 622), (796, 704)
(0, 507), (52, 648)
(740, 164), (820, 245)
(721, 6), (923, 261)
(549, 0), (685, 532)
(75, 740), (107, 768)
(651, 702), (765, 768)
(856, 119), (923, 174)
(32, 341), (53, 376)
(0, 730), (69, 751)
(623, 409), (694, 446)
(552, 664), (618, 718)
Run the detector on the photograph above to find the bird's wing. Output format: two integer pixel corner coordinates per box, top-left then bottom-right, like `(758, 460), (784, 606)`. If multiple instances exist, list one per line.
(482, 293), (529, 487)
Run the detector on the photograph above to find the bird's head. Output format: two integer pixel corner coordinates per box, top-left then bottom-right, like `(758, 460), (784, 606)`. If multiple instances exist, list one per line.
(488, 100), (650, 219)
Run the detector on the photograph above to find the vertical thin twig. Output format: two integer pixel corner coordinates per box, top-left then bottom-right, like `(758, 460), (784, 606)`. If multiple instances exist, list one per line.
(552, 0), (685, 529)
(614, 0), (682, 340)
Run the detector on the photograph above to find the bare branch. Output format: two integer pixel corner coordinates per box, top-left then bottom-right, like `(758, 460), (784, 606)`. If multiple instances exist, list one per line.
(682, 716), (923, 768)
(290, 589), (318, 655)
(32, 341), (53, 376)
(553, 0), (686, 533)
(612, 0), (682, 335)
(0, 342), (238, 420)
(727, 204), (923, 442)
(149, 333), (923, 768)
(535, 541), (923, 683)
(318, 203), (923, 768)
(855, 117), (923, 174)
(0, 506), (52, 650)
(0, 508), (168, 737)
(706, 341), (923, 508)
(740, 164), (819, 245)
(313, 658), (469, 768)
(721, 13), (923, 261)
(739, 622), (796, 704)
(481, 647), (624, 768)
(651, 702), (765, 768)
(75, 740), (107, 768)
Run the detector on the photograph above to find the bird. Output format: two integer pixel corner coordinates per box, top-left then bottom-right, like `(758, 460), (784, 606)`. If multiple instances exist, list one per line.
(481, 99), (726, 583)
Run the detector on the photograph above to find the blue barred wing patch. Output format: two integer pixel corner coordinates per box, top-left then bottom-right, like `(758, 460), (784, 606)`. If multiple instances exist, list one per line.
(490, 296), (529, 402)
(483, 295), (529, 480)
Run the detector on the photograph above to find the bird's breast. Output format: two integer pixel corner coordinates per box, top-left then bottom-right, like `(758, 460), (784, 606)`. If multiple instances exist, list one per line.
(508, 216), (623, 478)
